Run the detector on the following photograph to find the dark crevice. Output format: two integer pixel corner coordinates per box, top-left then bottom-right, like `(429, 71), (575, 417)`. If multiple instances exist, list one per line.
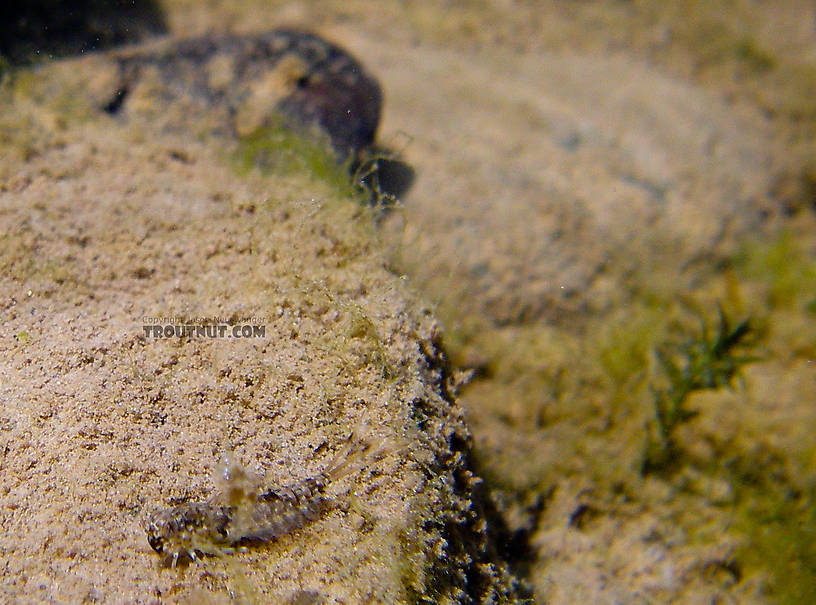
(103, 86), (129, 115)
(416, 328), (539, 603)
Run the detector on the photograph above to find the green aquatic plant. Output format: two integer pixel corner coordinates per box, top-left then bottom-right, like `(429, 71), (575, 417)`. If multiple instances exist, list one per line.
(642, 306), (757, 475)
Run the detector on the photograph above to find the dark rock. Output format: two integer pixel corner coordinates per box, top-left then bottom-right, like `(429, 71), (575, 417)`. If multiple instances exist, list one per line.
(0, 0), (167, 63)
(109, 30), (383, 161)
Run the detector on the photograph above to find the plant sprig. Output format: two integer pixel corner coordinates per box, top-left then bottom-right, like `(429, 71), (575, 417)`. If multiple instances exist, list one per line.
(642, 305), (758, 475)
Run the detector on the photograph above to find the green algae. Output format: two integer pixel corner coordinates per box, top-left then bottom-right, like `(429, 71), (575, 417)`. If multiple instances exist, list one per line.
(232, 122), (356, 200)
(734, 231), (816, 313)
(716, 447), (816, 605)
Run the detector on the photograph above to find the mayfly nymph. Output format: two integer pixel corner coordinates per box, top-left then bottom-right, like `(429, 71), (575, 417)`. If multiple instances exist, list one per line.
(145, 437), (372, 567)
